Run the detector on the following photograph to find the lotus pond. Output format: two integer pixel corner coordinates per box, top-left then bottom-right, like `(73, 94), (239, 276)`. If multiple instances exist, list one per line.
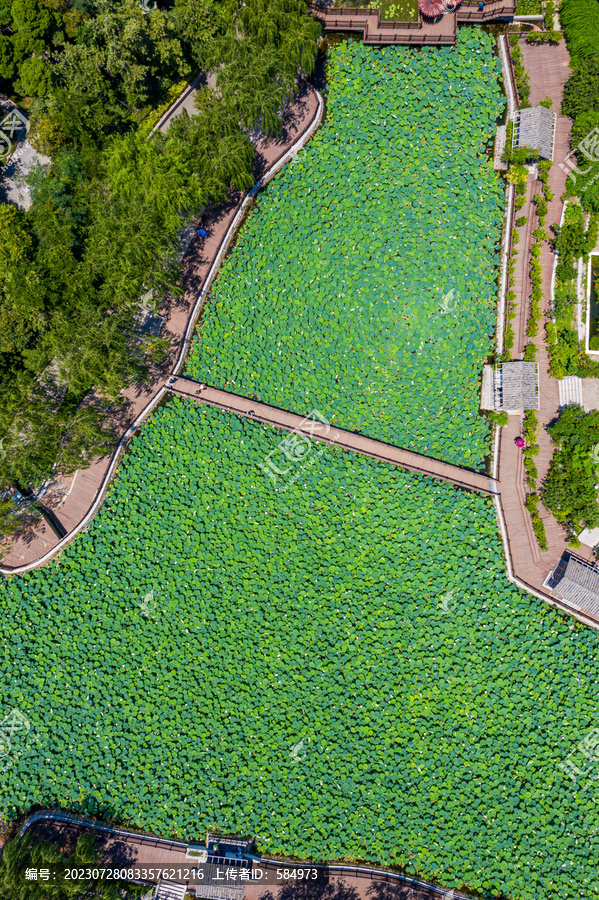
(1, 399), (599, 900)
(186, 30), (505, 468)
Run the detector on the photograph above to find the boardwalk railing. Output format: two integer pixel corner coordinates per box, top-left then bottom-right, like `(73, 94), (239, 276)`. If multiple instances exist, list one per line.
(19, 809), (189, 850)
(170, 377), (500, 497)
(459, 0), (517, 17)
(373, 31), (453, 42)
(17, 811), (481, 900)
(377, 16), (421, 28)
(260, 859), (476, 900)
(312, 0), (517, 44)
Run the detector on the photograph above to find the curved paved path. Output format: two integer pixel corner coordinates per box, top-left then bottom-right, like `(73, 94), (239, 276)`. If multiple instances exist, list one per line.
(17, 809), (473, 900)
(169, 377), (499, 497)
(0, 84), (324, 575)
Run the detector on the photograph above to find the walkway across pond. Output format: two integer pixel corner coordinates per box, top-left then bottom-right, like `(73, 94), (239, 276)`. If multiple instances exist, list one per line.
(168, 377), (500, 497)
(310, 0), (517, 46)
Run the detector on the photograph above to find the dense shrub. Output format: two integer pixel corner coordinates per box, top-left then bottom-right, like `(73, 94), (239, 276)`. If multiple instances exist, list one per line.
(561, 49), (599, 211)
(543, 404), (599, 532)
(559, 0), (599, 66)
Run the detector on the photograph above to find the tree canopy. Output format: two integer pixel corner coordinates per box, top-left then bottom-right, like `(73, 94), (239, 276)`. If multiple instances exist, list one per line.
(543, 404), (599, 534)
(0, 0), (320, 537)
(0, 832), (142, 899)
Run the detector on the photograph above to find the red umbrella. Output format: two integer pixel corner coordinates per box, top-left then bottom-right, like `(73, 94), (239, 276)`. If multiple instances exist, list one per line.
(418, 0), (445, 16)
(516, 437), (525, 448)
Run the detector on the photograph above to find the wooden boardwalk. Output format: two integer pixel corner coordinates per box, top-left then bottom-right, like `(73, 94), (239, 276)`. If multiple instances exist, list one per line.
(169, 377), (499, 496)
(19, 810), (474, 900)
(498, 39), (598, 606)
(310, 0), (516, 45)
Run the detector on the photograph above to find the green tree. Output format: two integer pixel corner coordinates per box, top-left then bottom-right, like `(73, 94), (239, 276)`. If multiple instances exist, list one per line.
(28, 105), (69, 154)
(0, 34), (16, 79)
(57, 0), (188, 113)
(0, 0), (12, 27)
(559, 0), (599, 66)
(571, 109), (599, 149)
(207, 0), (320, 134)
(171, 0), (219, 68)
(0, 832), (141, 899)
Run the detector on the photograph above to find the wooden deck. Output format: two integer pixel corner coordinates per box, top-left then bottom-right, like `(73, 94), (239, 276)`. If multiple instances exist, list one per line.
(310, 0), (516, 45)
(169, 378), (499, 496)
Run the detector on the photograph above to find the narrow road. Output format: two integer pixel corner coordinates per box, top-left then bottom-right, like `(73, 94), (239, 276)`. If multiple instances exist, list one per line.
(168, 377), (500, 497)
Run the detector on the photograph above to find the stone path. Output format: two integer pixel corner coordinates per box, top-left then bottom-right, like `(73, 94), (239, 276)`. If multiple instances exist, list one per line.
(169, 377), (499, 497)
(151, 73), (206, 136)
(497, 38), (598, 601)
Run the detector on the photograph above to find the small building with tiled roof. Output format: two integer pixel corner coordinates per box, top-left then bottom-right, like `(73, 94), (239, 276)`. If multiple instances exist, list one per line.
(544, 554), (599, 618)
(154, 880), (187, 900)
(480, 361), (539, 413)
(513, 105), (557, 161)
(189, 833), (258, 900)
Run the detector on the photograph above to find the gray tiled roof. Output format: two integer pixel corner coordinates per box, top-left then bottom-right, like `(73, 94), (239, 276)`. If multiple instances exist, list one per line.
(155, 882), (187, 900)
(501, 361), (538, 410)
(551, 556), (599, 618)
(194, 862), (248, 900)
(516, 106), (556, 161)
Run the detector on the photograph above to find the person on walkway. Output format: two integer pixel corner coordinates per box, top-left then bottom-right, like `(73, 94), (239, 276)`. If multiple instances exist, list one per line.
(197, 227), (207, 239)
(478, 1), (484, 9)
